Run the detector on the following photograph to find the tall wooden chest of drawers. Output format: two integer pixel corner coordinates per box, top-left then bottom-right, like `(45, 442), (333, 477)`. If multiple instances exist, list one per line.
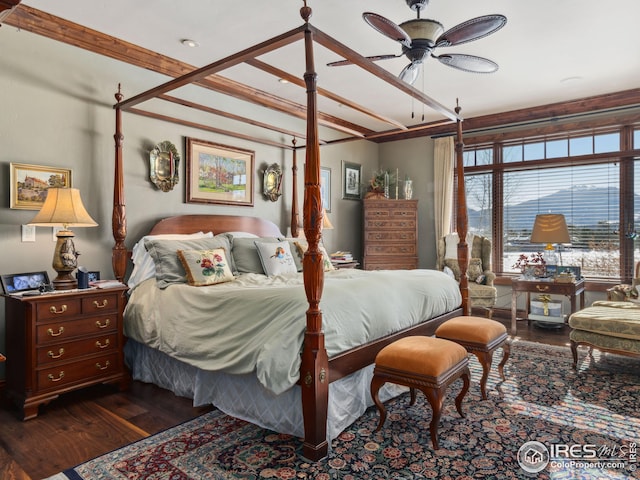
(363, 198), (418, 270)
(3, 286), (129, 419)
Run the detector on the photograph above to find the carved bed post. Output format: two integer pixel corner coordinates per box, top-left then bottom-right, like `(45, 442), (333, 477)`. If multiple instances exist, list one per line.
(112, 84), (128, 282)
(290, 137), (299, 238)
(299, 1), (329, 461)
(455, 100), (469, 315)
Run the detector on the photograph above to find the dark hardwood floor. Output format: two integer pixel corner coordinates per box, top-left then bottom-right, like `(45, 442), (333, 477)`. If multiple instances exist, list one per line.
(0, 318), (569, 480)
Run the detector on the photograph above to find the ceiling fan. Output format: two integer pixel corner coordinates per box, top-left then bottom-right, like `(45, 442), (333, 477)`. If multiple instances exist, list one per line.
(328, 0), (507, 85)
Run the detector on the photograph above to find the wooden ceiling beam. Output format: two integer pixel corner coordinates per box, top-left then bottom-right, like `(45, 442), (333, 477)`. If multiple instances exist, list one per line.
(4, 5), (371, 138)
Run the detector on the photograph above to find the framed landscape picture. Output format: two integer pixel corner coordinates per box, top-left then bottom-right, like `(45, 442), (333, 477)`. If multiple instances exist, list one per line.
(10, 163), (72, 210)
(342, 161), (361, 200)
(186, 138), (254, 206)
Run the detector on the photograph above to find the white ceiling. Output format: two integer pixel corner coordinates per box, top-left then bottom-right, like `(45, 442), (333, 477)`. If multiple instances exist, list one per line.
(16, 0), (640, 135)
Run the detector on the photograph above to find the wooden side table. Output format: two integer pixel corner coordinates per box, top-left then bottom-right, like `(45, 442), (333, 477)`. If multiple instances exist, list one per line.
(510, 278), (585, 336)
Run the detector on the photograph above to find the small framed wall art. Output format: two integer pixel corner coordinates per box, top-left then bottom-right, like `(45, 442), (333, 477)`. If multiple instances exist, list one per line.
(342, 161), (361, 200)
(186, 138), (254, 207)
(10, 163), (72, 210)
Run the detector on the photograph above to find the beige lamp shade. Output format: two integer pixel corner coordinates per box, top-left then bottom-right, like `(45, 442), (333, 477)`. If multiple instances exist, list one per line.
(322, 208), (334, 230)
(28, 188), (97, 290)
(28, 187), (98, 228)
(530, 214), (570, 248)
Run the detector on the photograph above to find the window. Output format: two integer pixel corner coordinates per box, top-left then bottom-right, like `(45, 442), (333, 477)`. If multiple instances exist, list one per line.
(463, 126), (639, 281)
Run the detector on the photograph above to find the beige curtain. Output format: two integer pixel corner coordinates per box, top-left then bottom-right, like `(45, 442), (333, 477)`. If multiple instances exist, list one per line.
(433, 136), (455, 243)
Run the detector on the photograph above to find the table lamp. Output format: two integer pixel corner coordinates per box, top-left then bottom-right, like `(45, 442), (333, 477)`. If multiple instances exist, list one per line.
(530, 213), (570, 265)
(28, 188), (98, 290)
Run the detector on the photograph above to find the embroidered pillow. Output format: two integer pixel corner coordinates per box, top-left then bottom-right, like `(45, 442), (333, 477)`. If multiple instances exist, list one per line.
(292, 240), (335, 272)
(144, 235), (233, 288)
(255, 241), (298, 276)
(467, 257), (483, 282)
(177, 248), (234, 286)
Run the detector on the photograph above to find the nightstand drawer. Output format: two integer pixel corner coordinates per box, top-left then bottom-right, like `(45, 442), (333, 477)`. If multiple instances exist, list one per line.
(36, 333), (118, 365)
(36, 352), (120, 392)
(36, 315), (118, 345)
(36, 299), (82, 321)
(82, 293), (120, 314)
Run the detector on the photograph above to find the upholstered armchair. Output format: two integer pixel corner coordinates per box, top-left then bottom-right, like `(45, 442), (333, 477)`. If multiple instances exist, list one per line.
(436, 233), (497, 318)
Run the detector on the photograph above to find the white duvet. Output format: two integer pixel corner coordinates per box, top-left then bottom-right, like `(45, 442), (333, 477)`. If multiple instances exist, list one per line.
(123, 268), (461, 395)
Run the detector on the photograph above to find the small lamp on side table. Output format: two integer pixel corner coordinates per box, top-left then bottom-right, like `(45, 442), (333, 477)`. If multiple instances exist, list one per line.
(530, 213), (570, 266)
(28, 188), (98, 290)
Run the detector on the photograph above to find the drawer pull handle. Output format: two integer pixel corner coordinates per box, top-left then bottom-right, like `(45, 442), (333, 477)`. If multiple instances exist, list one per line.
(48, 348), (65, 359)
(95, 339), (110, 349)
(96, 319), (110, 329)
(93, 299), (108, 309)
(49, 305), (67, 315)
(48, 371), (65, 382)
(96, 361), (110, 371)
(47, 327), (65, 337)
(536, 285), (550, 292)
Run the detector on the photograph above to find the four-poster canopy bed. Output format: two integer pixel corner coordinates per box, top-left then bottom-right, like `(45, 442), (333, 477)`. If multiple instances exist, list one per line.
(111, 2), (470, 461)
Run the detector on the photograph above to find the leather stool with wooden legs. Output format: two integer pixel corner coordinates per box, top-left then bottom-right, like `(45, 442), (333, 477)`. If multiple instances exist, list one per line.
(435, 316), (510, 400)
(370, 336), (470, 450)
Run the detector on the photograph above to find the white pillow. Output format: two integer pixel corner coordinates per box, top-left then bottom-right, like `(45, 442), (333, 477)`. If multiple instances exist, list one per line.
(255, 240), (297, 276)
(222, 231), (259, 238)
(128, 232), (213, 289)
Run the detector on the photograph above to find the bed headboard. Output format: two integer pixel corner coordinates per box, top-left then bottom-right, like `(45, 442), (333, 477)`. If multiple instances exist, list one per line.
(147, 214), (283, 237)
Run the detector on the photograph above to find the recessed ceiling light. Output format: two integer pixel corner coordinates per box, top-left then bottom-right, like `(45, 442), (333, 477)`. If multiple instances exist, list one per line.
(181, 39), (199, 48)
(278, 78), (290, 84)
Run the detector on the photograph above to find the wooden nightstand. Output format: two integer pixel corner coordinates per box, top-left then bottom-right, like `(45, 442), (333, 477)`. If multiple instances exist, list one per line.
(3, 286), (130, 419)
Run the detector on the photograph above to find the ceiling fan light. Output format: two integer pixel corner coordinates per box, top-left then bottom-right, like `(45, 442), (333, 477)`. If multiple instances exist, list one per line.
(405, 0), (429, 12)
(399, 19), (444, 44)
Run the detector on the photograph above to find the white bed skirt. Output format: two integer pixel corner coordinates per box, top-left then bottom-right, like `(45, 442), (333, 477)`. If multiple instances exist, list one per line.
(124, 339), (407, 442)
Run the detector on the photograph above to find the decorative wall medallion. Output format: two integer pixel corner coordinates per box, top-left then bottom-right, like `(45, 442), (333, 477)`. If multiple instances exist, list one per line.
(263, 163), (283, 202)
(149, 141), (180, 192)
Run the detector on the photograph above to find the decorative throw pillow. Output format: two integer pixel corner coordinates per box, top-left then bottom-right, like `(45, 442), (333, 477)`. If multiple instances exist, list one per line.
(230, 236), (281, 274)
(467, 257), (483, 282)
(292, 240), (335, 272)
(255, 240), (297, 276)
(144, 235), (233, 288)
(443, 258), (461, 281)
(177, 248), (234, 286)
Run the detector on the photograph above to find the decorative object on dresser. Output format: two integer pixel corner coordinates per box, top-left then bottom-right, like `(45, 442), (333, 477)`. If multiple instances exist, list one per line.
(262, 163), (283, 201)
(3, 286), (129, 420)
(28, 188), (98, 290)
(186, 138), (254, 206)
(363, 198), (418, 270)
(149, 140), (180, 192)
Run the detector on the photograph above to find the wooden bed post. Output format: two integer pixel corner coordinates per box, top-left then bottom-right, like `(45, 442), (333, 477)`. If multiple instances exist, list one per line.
(455, 99), (470, 315)
(290, 137), (299, 238)
(299, 1), (329, 461)
(112, 84), (128, 282)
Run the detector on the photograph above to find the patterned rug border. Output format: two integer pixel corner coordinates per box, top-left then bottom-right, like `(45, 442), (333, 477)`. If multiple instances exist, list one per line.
(47, 339), (640, 480)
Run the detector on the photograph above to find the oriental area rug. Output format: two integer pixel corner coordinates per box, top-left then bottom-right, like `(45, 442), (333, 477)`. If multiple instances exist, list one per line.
(47, 340), (639, 480)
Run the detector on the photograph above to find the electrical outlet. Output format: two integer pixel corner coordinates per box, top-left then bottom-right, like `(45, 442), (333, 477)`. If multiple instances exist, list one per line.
(21, 225), (36, 242)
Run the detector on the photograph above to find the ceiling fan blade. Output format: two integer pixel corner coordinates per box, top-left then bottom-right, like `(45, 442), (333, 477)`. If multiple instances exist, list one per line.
(363, 12), (412, 47)
(436, 14), (507, 47)
(327, 54), (400, 67)
(435, 54), (499, 73)
(399, 62), (420, 85)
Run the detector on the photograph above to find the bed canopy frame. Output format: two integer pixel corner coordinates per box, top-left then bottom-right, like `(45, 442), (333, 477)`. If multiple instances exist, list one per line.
(111, 1), (469, 461)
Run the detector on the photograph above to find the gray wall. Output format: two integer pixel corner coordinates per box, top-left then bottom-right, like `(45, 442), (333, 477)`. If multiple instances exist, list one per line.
(0, 27), (385, 378)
